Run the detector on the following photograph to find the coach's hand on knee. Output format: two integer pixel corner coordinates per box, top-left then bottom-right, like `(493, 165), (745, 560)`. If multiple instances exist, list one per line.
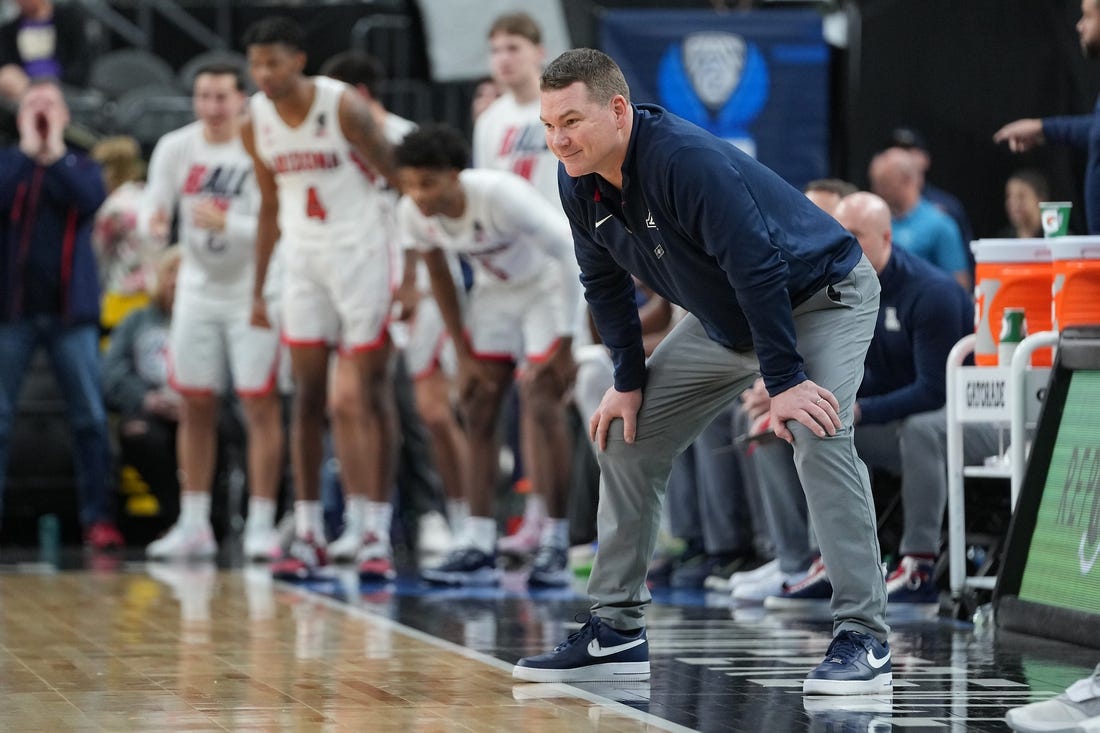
(769, 379), (841, 444)
(589, 387), (642, 451)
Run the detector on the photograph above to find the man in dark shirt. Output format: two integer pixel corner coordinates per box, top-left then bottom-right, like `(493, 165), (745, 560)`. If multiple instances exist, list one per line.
(0, 80), (119, 549)
(514, 48), (890, 696)
(0, 0), (93, 101)
(994, 0), (1100, 234)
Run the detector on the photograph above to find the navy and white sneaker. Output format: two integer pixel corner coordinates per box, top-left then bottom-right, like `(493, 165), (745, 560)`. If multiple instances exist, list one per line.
(513, 615), (650, 683)
(803, 630), (893, 695)
(885, 556), (939, 613)
(764, 556), (832, 610)
(421, 546), (500, 586)
(528, 544), (570, 587)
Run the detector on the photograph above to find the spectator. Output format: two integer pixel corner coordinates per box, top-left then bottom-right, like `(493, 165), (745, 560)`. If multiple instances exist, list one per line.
(470, 76), (502, 123)
(91, 135), (159, 334)
(0, 0), (94, 102)
(998, 169), (1049, 239)
(102, 247), (181, 520)
(887, 127), (974, 249)
(803, 178), (858, 217)
(0, 79), (121, 549)
(869, 147), (971, 290)
(993, 0), (1100, 234)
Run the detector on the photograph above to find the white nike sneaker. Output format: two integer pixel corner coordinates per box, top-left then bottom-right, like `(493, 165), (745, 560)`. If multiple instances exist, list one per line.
(327, 528), (367, 563)
(242, 523), (282, 562)
(146, 522), (217, 561)
(733, 564), (809, 603)
(728, 558), (780, 592)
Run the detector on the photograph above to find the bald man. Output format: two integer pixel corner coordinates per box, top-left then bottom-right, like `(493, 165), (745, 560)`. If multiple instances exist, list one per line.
(752, 192), (986, 613)
(869, 149), (970, 290)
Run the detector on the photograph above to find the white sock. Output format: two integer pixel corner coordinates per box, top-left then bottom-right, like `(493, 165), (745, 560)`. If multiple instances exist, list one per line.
(180, 492), (211, 529)
(246, 496), (276, 531)
(465, 515), (497, 555)
(366, 501), (393, 541)
(540, 518), (570, 549)
(294, 500), (324, 542)
(343, 495), (369, 538)
(446, 499), (469, 531)
(525, 492), (547, 521)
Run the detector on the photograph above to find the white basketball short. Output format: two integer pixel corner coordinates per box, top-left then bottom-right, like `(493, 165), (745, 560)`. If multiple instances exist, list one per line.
(280, 234), (397, 354)
(465, 268), (565, 364)
(402, 295), (456, 380)
(168, 287), (281, 397)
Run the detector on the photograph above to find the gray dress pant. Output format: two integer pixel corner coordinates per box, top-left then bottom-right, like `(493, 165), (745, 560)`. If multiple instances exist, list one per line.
(588, 257), (889, 642)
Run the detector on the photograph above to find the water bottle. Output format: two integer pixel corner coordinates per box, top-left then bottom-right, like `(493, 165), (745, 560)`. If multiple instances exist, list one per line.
(38, 513), (60, 567)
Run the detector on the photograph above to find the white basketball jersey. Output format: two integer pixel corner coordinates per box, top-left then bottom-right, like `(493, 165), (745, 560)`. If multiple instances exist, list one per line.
(472, 93), (562, 211)
(398, 169), (574, 286)
(142, 121), (259, 298)
(250, 76), (383, 247)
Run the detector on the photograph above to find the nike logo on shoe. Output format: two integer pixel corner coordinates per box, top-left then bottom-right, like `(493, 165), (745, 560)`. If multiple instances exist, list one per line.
(587, 637), (646, 658)
(867, 648), (890, 669)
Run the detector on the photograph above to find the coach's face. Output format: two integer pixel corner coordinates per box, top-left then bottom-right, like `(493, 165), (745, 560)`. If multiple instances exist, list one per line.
(541, 81), (630, 182)
(248, 42), (305, 100)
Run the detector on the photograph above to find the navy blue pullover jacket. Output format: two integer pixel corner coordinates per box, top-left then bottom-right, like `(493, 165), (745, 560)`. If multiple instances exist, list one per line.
(561, 104), (863, 396)
(1043, 97), (1100, 234)
(0, 148), (106, 325)
(857, 247), (972, 425)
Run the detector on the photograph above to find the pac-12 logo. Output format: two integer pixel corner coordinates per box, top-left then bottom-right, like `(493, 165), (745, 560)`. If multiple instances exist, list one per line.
(657, 31), (769, 156)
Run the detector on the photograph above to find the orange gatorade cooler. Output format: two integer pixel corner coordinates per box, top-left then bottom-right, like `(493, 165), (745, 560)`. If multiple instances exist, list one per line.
(1049, 237), (1100, 331)
(971, 239), (1052, 366)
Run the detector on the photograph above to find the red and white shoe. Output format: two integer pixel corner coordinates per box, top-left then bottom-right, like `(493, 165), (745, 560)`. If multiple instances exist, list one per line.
(356, 533), (395, 582)
(272, 534), (328, 581)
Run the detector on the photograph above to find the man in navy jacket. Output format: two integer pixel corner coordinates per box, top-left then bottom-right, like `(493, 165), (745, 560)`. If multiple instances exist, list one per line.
(0, 79), (120, 549)
(513, 48), (890, 695)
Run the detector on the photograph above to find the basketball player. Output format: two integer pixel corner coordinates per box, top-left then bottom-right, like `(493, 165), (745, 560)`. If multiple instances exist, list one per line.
(396, 124), (579, 587)
(242, 17), (399, 580)
(320, 50), (468, 556)
(473, 11), (576, 558)
(141, 63), (283, 562)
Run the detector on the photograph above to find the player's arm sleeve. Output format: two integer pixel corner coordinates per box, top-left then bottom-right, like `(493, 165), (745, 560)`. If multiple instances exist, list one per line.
(493, 176), (582, 336)
(223, 170), (259, 250)
(138, 136), (177, 239)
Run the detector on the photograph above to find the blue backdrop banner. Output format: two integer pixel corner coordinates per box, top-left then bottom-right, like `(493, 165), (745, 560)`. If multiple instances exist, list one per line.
(599, 9), (829, 189)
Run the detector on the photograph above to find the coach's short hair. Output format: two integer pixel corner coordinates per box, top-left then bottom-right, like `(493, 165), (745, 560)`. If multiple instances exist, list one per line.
(242, 16), (305, 51)
(319, 51), (385, 96)
(541, 48), (629, 105)
(488, 12), (541, 44)
(394, 124), (469, 171)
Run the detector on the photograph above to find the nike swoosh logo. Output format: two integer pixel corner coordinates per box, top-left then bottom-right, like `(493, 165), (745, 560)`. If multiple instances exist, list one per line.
(595, 214), (613, 228)
(1080, 531), (1100, 575)
(866, 649), (890, 669)
(587, 637), (645, 658)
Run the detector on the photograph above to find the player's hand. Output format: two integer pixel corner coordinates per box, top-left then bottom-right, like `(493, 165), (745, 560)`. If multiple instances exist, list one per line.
(456, 354), (498, 403)
(589, 386), (642, 452)
(149, 208), (171, 242)
(250, 294), (271, 329)
(192, 199), (227, 231)
(992, 118), (1044, 153)
(521, 338), (576, 399)
(740, 377), (771, 421)
(768, 379), (841, 444)
(392, 280), (419, 322)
